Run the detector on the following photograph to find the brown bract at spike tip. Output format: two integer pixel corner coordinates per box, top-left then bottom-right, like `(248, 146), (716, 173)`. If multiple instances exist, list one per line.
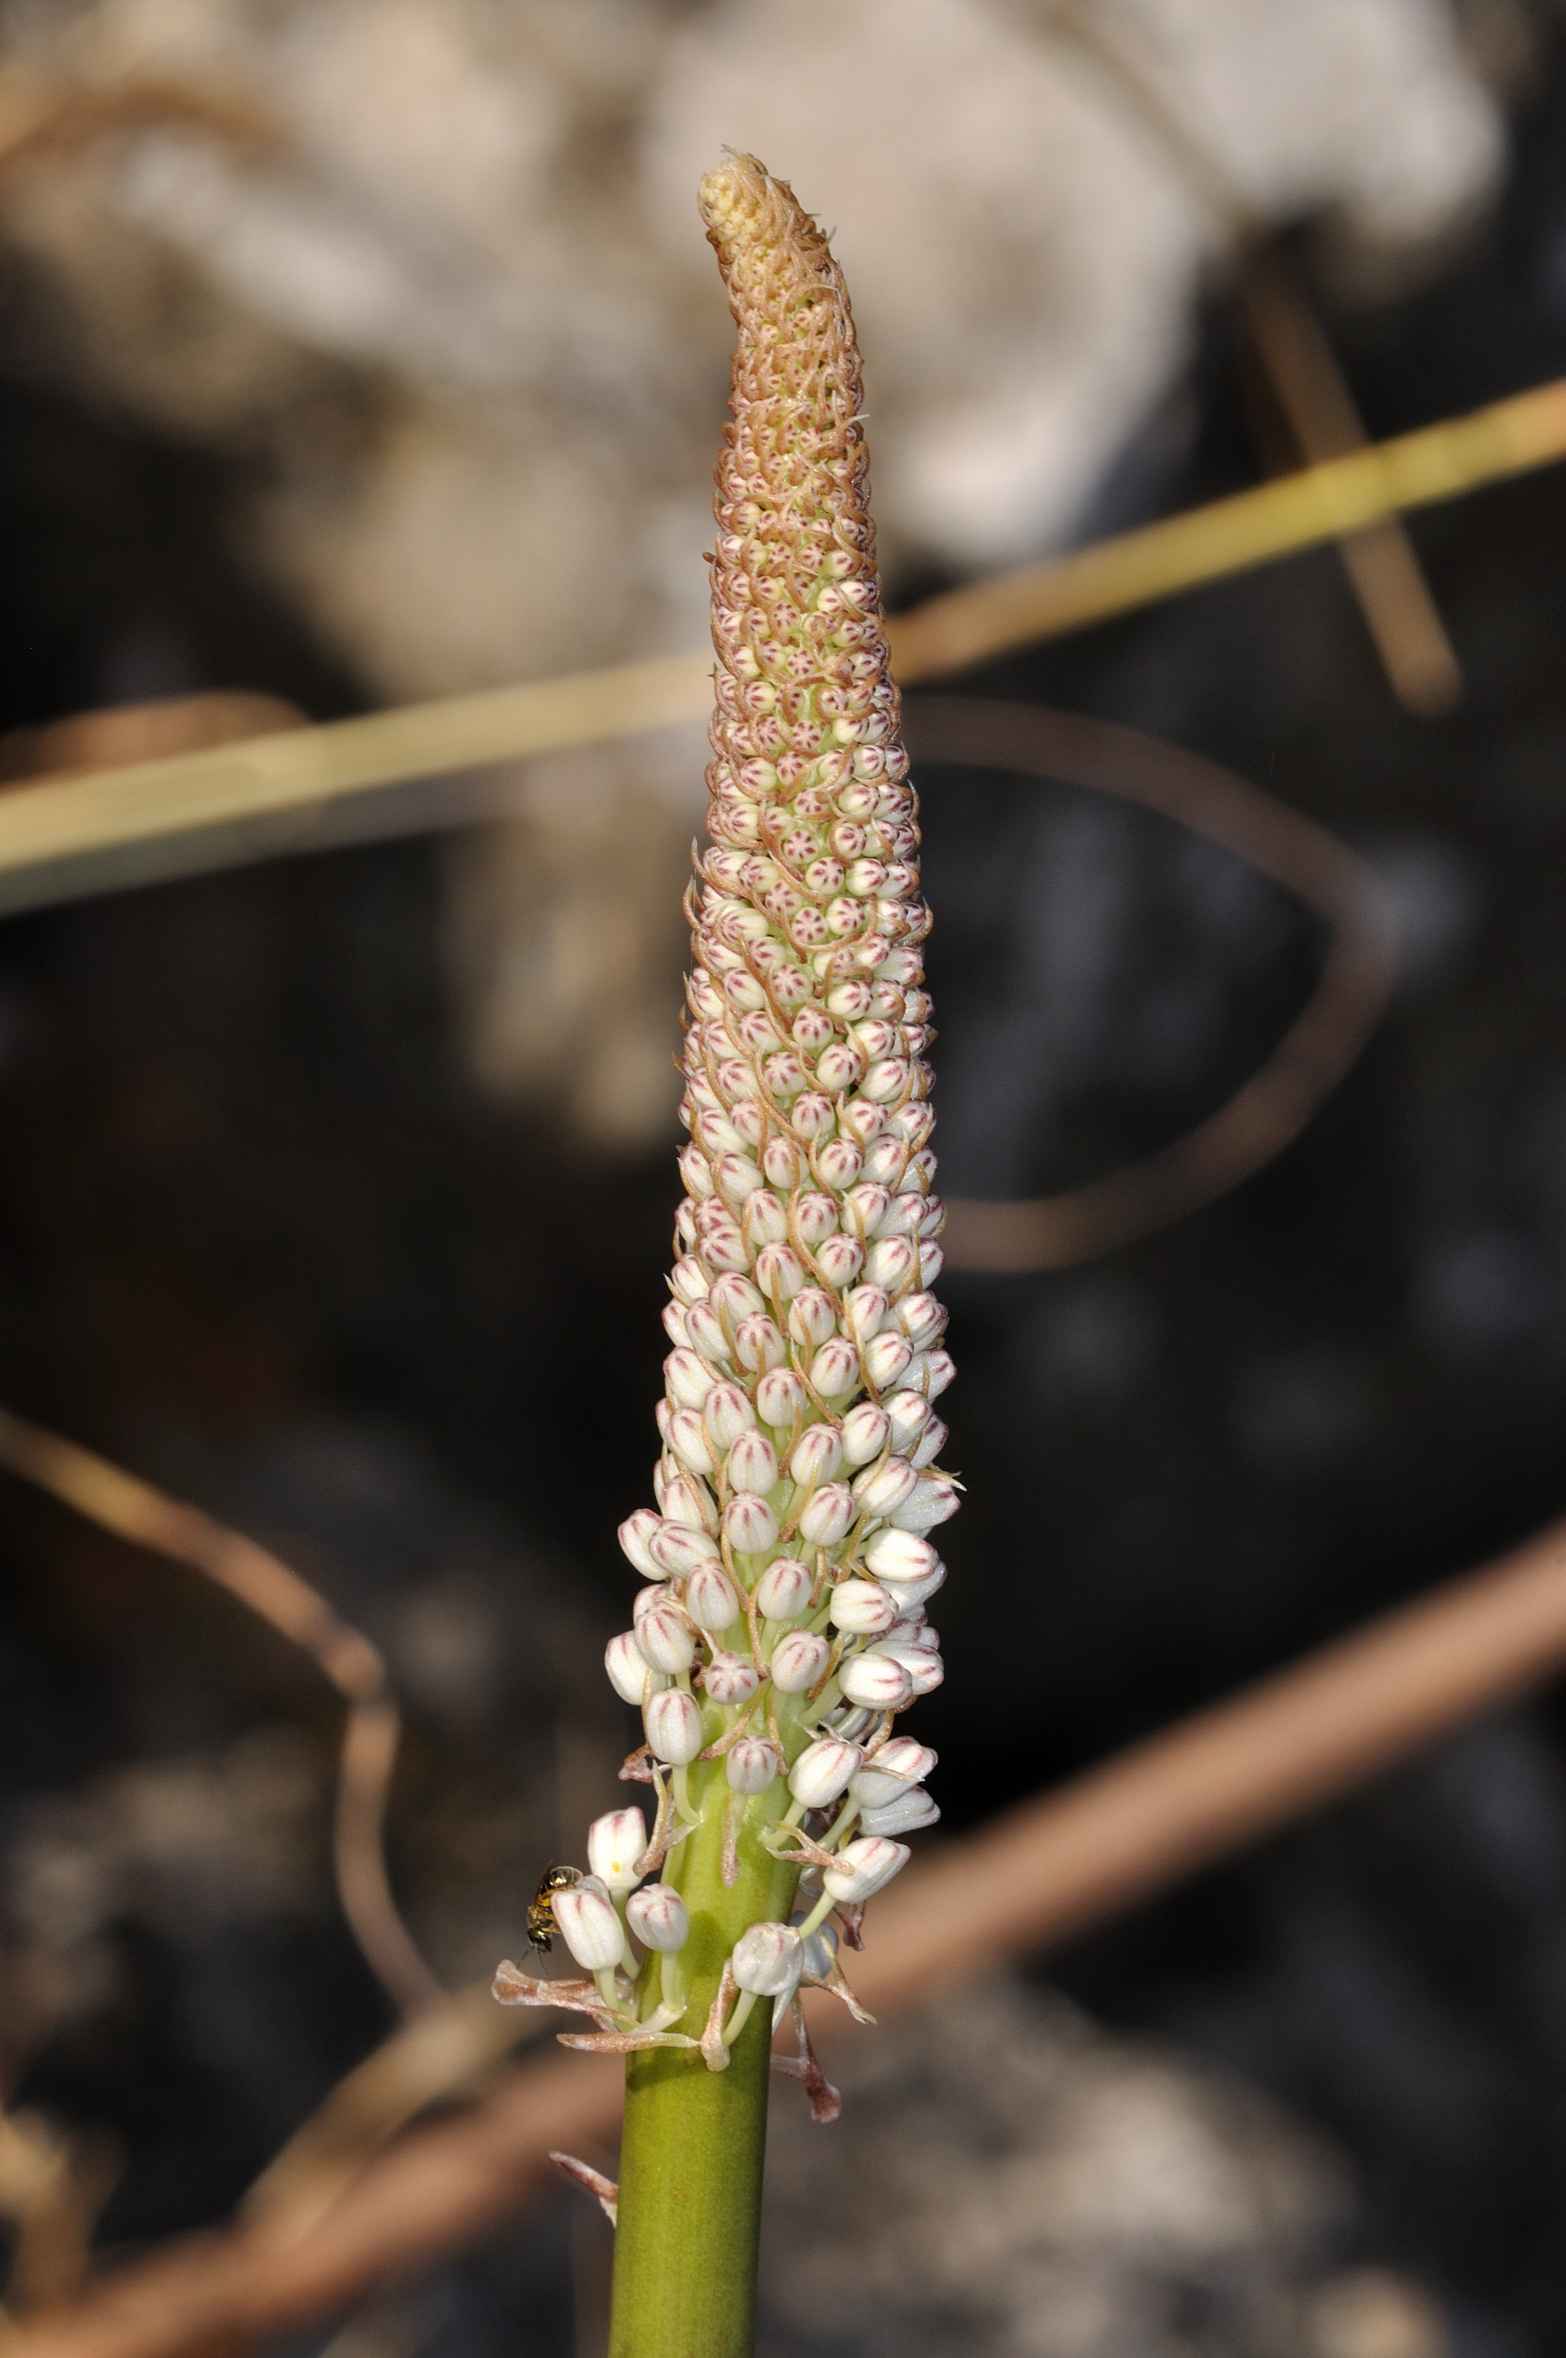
(693, 155), (895, 839)
(697, 151), (840, 318)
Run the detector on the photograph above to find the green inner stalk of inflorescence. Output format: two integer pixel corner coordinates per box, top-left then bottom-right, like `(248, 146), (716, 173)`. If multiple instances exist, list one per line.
(605, 1510), (867, 2358)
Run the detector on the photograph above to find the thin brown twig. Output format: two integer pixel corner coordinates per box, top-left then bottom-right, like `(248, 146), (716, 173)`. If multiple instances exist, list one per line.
(860, 1516), (1566, 2011)
(242, 1989), (538, 2237)
(0, 2110), (115, 2316)
(11, 1512), (1566, 2358)
(921, 700), (1397, 1272)
(1048, 1), (1462, 713)
(0, 72), (277, 181)
(1239, 266), (1462, 713)
(0, 1409), (440, 2018)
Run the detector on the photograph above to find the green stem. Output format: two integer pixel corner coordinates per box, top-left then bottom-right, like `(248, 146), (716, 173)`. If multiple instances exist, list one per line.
(608, 1756), (797, 2358)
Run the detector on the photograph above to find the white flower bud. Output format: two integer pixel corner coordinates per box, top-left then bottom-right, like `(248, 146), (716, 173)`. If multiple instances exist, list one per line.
(727, 1737), (783, 1794)
(723, 1493), (780, 1554)
(883, 1389), (931, 1452)
(845, 1282), (892, 1341)
(860, 1787), (940, 1835)
(865, 1235), (918, 1290)
(888, 1475), (960, 1534)
(762, 1134), (803, 1189)
(679, 1145), (714, 1199)
(829, 1579), (898, 1635)
(840, 1401), (892, 1466)
(862, 1330), (914, 1389)
(618, 1509), (665, 1579)
(684, 1302), (732, 1360)
(860, 1133), (907, 1184)
(649, 1521), (721, 1578)
(658, 1470), (718, 1533)
(851, 1738), (938, 1807)
(755, 1366), (808, 1427)
(893, 1558), (948, 1609)
(645, 1688), (704, 1764)
(703, 1382), (756, 1450)
(860, 1058), (909, 1105)
(670, 1256), (709, 1305)
(862, 1528), (941, 1586)
(897, 1291), (946, 1349)
(809, 1338), (861, 1398)
(788, 1289), (838, 1349)
(838, 1649), (915, 1710)
(789, 1422), (844, 1488)
(877, 1641), (945, 1696)
(731, 1316), (782, 1376)
(636, 1602), (697, 1674)
(791, 1092), (834, 1142)
(788, 1736), (862, 1807)
(770, 1628), (831, 1692)
(822, 1836), (910, 1903)
(796, 1483), (855, 1547)
(698, 1386), (745, 1461)
(632, 1579), (667, 1628)
(754, 1242), (808, 1299)
(731, 1921), (802, 1999)
(666, 1408), (718, 1476)
(915, 1347), (956, 1400)
(851, 1457), (920, 1518)
(726, 1431), (779, 1495)
(704, 1650), (761, 1706)
(815, 1136), (862, 1189)
(604, 1630), (657, 1705)
(587, 1807), (647, 1894)
(555, 1878), (630, 1971)
(665, 1348), (718, 1409)
(626, 1883), (689, 1953)
(687, 1564), (741, 1631)
(911, 1416), (947, 1470)
(844, 1182), (891, 1233)
(815, 1234), (864, 1289)
(794, 1192), (839, 1245)
(755, 1558), (813, 1620)
(709, 1271), (765, 1325)
(743, 1190), (789, 1247)
(919, 1242), (945, 1287)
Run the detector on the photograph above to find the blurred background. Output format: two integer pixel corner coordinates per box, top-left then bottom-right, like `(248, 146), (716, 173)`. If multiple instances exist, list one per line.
(1, 2), (1565, 2354)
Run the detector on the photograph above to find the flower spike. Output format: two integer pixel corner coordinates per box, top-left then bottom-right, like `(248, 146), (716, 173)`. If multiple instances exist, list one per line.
(500, 153), (958, 2355)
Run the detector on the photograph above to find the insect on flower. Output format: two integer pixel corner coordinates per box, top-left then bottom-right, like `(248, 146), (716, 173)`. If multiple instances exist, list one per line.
(527, 1862), (583, 1954)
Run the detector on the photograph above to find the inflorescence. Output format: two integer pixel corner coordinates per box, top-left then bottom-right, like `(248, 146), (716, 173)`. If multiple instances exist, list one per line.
(494, 152), (955, 2103)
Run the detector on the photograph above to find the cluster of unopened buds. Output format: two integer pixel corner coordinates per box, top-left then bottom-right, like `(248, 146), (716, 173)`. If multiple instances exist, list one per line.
(494, 152), (955, 2131)
(494, 1415), (954, 2098)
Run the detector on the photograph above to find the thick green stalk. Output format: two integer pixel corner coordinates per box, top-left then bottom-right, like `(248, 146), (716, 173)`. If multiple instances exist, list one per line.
(608, 1756), (797, 2357)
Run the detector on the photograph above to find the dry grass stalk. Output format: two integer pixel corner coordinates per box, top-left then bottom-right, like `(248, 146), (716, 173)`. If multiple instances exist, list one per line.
(0, 380), (1562, 915)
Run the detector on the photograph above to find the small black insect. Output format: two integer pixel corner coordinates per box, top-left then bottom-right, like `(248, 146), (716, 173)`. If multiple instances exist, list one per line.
(527, 1864), (582, 1954)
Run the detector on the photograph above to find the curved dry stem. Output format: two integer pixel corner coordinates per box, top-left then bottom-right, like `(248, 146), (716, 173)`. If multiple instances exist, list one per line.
(0, 1408), (440, 2017)
(917, 699), (1398, 1273)
(1046, 0), (1460, 712)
